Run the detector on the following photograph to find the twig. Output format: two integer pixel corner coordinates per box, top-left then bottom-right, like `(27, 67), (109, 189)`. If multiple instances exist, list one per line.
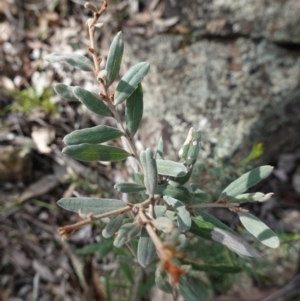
(57, 199), (152, 236)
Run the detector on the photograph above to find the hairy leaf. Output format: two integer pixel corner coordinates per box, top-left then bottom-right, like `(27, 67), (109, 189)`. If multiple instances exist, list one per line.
(164, 196), (191, 232)
(53, 83), (76, 100)
(232, 192), (274, 203)
(181, 259), (242, 273)
(102, 214), (124, 238)
(63, 125), (123, 145)
(140, 148), (158, 196)
(156, 137), (164, 160)
(125, 83), (143, 136)
(113, 222), (141, 248)
(156, 160), (187, 177)
(45, 52), (94, 71)
(152, 217), (174, 233)
(114, 182), (146, 193)
(105, 31), (124, 86)
(238, 212), (280, 248)
(156, 184), (191, 204)
(115, 62), (150, 105)
(155, 268), (172, 294)
(57, 197), (126, 215)
(211, 228), (261, 258)
(63, 144), (130, 162)
(137, 228), (156, 268)
(177, 277), (203, 301)
(193, 211), (236, 235)
(73, 86), (111, 116)
(190, 217), (261, 257)
(218, 166), (274, 200)
(179, 128), (201, 166)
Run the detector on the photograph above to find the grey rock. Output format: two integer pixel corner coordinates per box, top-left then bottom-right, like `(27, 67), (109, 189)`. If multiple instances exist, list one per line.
(124, 32), (300, 160)
(119, 0), (300, 161)
(168, 0), (300, 44)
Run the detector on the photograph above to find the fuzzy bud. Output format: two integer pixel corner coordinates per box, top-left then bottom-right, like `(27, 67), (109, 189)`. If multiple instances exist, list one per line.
(84, 2), (98, 13)
(97, 70), (108, 84)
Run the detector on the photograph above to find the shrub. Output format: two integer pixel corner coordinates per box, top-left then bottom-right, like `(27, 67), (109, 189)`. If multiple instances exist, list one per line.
(46, 2), (279, 300)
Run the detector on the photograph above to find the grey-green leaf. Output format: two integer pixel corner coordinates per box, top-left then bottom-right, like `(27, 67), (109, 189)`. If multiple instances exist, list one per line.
(102, 214), (124, 238)
(152, 217), (174, 233)
(63, 125), (123, 145)
(62, 144), (130, 162)
(115, 62), (150, 105)
(105, 31), (124, 86)
(211, 227), (262, 258)
(177, 277), (203, 301)
(57, 197), (126, 215)
(156, 137), (164, 160)
(53, 83), (76, 100)
(137, 228), (156, 268)
(156, 160), (187, 177)
(125, 83), (143, 136)
(193, 211), (236, 235)
(238, 212), (280, 248)
(218, 165), (274, 201)
(140, 148), (158, 196)
(164, 196), (191, 232)
(73, 86), (111, 116)
(114, 182), (146, 193)
(113, 222), (141, 248)
(179, 128), (201, 166)
(156, 184), (191, 204)
(232, 192), (274, 203)
(181, 260), (242, 274)
(45, 52), (94, 71)
(155, 268), (172, 294)
(190, 217), (261, 257)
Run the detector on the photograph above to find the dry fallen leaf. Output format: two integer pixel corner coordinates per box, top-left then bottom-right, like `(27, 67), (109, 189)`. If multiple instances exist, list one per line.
(31, 126), (55, 154)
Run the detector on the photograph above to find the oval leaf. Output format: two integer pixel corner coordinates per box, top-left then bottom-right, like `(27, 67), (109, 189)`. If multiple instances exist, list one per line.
(164, 196), (191, 232)
(140, 148), (158, 196)
(152, 217), (174, 233)
(193, 212), (236, 235)
(156, 184), (191, 204)
(53, 83), (76, 100)
(114, 182), (146, 193)
(73, 86), (111, 116)
(181, 260), (242, 274)
(45, 52), (94, 71)
(232, 192), (274, 203)
(179, 128), (201, 166)
(218, 165), (274, 201)
(190, 217), (261, 257)
(113, 222), (141, 248)
(238, 212), (280, 248)
(137, 228), (156, 268)
(63, 125), (123, 145)
(156, 160), (187, 177)
(57, 197), (126, 215)
(106, 31), (124, 86)
(115, 62), (150, 105)
(63, 144), (130, 162)
(125, 83), (143, 136)
(177, 277), (203, 301)
(156, 137), (164, 160)
(211, 227), (262, 258)
(155, 268), (172, 294)
(102, 214), (124, 238)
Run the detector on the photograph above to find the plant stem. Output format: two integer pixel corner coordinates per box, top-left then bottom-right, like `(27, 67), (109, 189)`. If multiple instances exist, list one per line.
(57, 199), (152, 236)
(88, 25), (100, 74)
(139, 209), (168, 262)
(101, 82), (144, 172)
(188, 203), (240, 210)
